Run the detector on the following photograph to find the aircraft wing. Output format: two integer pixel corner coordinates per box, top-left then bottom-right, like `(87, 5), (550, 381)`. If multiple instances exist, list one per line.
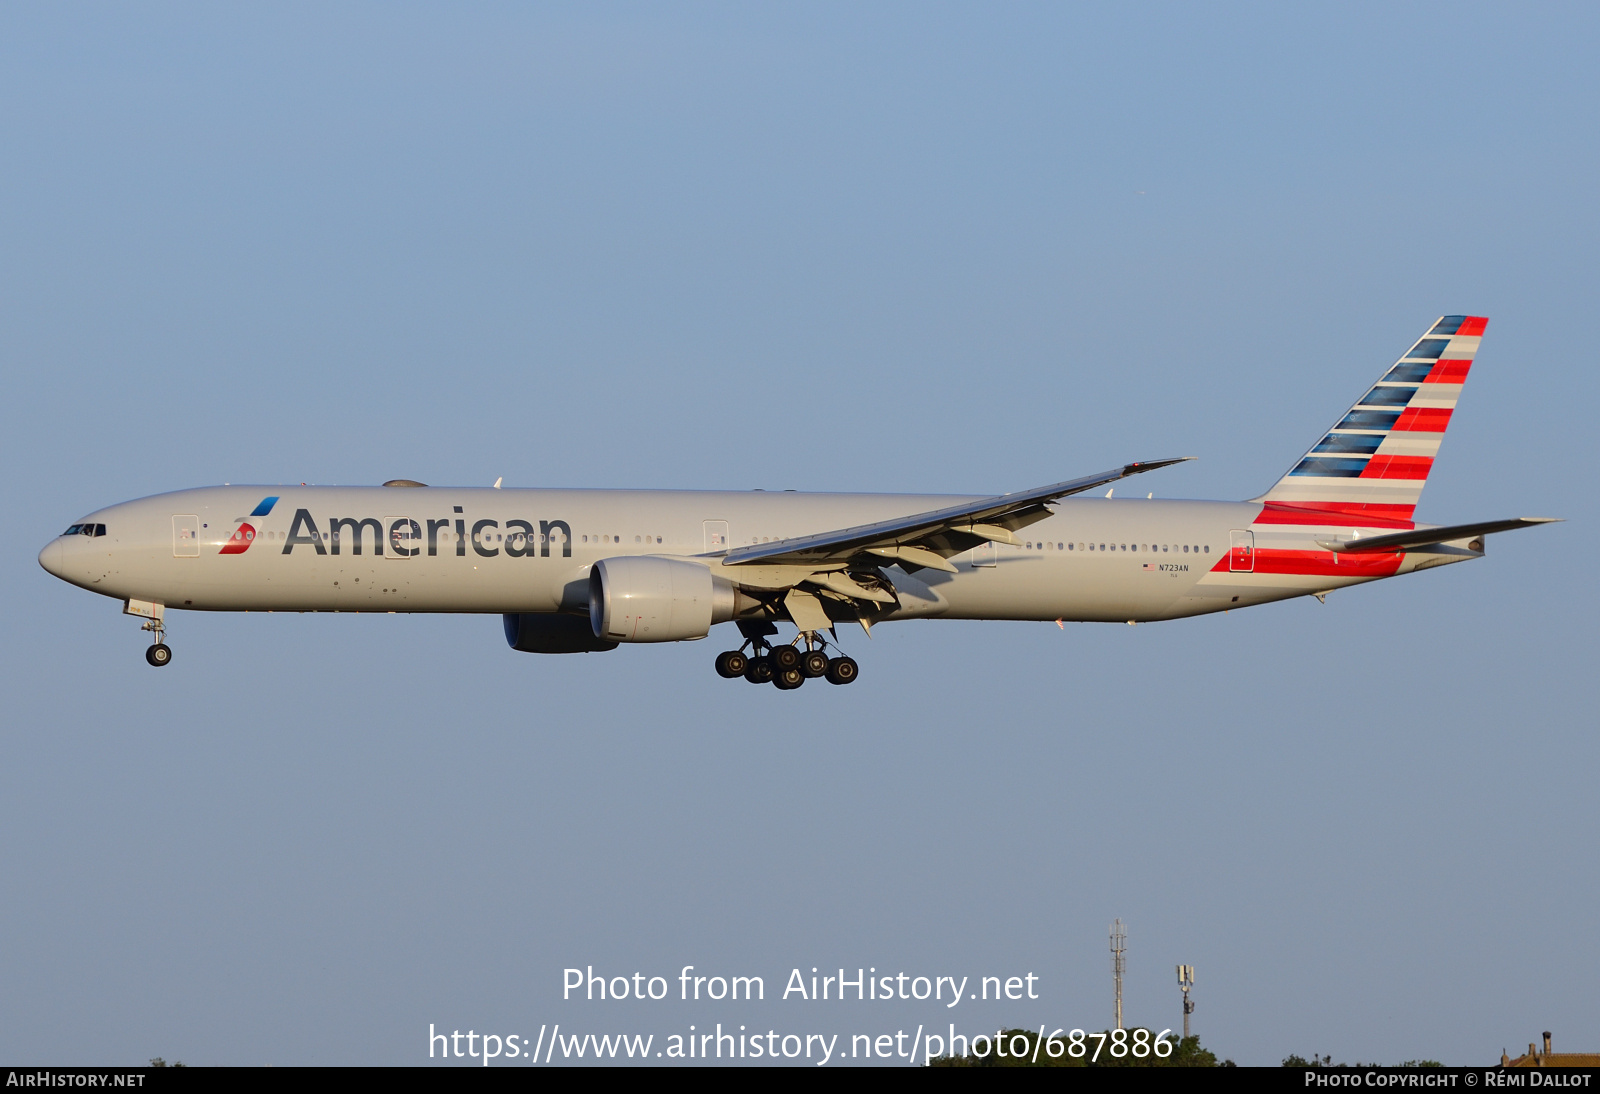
(1318, 516), (1561, 553)
(718, 458), (1194, 572)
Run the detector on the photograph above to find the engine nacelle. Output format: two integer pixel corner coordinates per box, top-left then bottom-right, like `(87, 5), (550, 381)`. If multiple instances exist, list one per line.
(589, 556), (734, 643)
(503, 612), (619, 654)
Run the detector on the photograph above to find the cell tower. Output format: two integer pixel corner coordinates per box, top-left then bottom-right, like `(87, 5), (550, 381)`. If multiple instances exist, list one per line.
(1177, 965), (1195, 1039)
(1110, 919), (1127, 1031)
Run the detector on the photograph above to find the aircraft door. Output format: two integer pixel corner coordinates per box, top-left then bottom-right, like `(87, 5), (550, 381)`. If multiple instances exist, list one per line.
(386, 517), (420, 558)
(703, 520), (729, 553)
(173, 515), (200, 557)
(1229, 529), (1255, 573)
(971, 541), (997, 567)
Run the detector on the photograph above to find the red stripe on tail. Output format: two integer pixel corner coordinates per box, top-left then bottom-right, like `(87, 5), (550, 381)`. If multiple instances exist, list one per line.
(1393, 407), (1453, 432)
(1361, 455), (1433, 480)
(1254, 502), (1415, 529)
(1425, 359), (1472, 383)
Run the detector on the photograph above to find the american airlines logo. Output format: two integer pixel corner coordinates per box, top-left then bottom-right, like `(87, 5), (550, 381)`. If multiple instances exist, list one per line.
(216, 497), (574, 559)
(219, 496), (278, 555)
(272, 507), (572, 558)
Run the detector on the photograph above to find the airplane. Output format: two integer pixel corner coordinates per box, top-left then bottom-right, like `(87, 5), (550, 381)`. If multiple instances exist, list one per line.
(39, 315), (1558, 689)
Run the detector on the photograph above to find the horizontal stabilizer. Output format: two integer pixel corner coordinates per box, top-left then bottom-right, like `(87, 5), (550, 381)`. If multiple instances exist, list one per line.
(1317, 517), (1561, 553)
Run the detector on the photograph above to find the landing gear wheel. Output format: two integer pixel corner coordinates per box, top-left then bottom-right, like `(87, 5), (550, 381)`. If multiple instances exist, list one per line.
(770, 645), (802, 672)
(146, 643), (172, 668)
(825, 655), (858, 685)
(800, 649), (830, 678)
(715, 650), (748, 678)
(773, 666), (805, 690)
(744, 656), (775, 685)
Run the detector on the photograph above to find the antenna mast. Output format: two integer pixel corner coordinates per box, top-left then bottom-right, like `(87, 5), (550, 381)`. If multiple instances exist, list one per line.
(1177, 965), (1195, 1039)
(1110, 919), (1127, 1031)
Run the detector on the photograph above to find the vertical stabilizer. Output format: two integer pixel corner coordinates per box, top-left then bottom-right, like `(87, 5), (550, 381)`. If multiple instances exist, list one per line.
(1254, 316), (1486, 527)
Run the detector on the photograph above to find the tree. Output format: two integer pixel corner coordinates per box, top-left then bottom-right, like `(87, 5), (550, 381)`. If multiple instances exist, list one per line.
(1283, 1054), (1440, 1068)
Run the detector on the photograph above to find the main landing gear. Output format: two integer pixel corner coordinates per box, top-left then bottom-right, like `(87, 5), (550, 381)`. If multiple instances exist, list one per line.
(142, 617), (172, 667)
(714, 628), (858, 689)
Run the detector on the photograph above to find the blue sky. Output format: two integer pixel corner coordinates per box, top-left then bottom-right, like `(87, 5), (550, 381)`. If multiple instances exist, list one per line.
(1, 2), (1594, 1066)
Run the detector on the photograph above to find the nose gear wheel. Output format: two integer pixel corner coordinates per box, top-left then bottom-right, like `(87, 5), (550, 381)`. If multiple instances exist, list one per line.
(140, 616), (172, 667)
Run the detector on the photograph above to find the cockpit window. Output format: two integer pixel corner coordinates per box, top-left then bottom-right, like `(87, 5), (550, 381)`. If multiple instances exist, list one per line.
(63, 524), (83, 536)
(61, 524), (105, 537)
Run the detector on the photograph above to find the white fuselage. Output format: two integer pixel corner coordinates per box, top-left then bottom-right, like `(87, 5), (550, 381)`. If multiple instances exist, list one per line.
(38, 485), (1475, 629)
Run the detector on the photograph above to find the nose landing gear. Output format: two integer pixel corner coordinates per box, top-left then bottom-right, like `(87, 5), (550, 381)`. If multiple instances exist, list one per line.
(713, 624), (858, 689)
(142, 617), (172, 667)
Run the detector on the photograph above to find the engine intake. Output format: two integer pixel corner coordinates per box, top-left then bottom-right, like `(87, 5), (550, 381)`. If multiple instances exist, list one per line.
(589, 556), (733, 642)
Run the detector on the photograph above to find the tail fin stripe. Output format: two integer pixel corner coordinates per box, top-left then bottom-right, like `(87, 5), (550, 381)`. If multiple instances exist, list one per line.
(1393, 407), (1452, 432)
(1407, 337), (1452, 358)
(1425, 359), (1472, 383)
(1312, 434), (1385, 454)
(1372, 434), (1441, 456)
(1339, 409), (1403, 430)
(1361, 455), (1433, 480)
(1408, 385), (1462, 408)
(1358, 385), (1419, 406)
(1292, 457), (1366, 477)
(1386, 361), (1438, 382)
(1255, 501), (1417, 527)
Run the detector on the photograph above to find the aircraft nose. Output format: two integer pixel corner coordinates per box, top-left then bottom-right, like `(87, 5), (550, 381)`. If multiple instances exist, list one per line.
(38, 538), (66, 579)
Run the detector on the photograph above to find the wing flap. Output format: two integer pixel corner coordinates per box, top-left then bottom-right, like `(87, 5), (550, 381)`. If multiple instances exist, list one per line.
(865, 544), (960, 573)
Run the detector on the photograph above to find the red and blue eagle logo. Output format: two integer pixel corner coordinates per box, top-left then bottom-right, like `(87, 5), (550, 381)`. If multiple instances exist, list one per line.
(218, 496), (278, 555)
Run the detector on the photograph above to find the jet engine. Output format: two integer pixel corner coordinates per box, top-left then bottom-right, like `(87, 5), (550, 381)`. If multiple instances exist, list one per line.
(503, 612), (619, 654)
(589, 556), (735, 642)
